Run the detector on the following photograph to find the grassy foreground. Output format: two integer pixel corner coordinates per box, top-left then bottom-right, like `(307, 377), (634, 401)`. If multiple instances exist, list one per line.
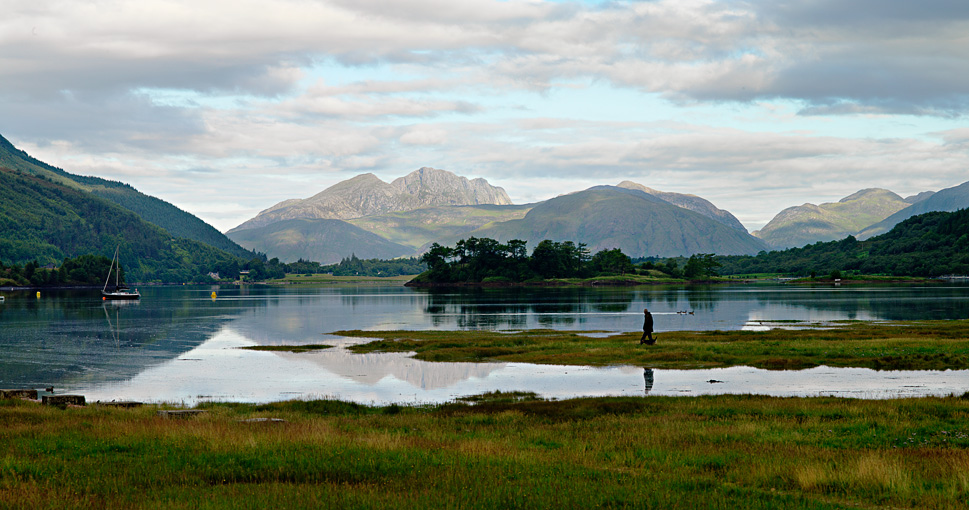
(338, 320), (969, 370)
(2, 394), (969, 509)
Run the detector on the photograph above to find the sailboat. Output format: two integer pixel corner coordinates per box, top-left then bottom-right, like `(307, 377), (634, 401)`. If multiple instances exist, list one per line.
(102, 246), (140, 300)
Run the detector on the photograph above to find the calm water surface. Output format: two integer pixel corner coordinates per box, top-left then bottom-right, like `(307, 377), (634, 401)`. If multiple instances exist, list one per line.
(1, 283), (967, 404)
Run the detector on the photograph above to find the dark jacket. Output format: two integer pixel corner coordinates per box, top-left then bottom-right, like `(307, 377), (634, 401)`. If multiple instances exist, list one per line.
(643, 312), (653, 332)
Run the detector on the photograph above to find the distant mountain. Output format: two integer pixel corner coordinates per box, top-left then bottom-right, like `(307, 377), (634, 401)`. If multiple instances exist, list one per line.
(0, 134), (253, 259)
(720, 208), (969, 278)
(459, 186), (767, 257)
(348, 204), (532, 250)
(230, 167), (512, 232)
(616, 181), (747, 232)
(857, 180), (969, 240)
(226, 219), (414, 264)
(752, 189), (911, 249)
(904, 191), (936, 205)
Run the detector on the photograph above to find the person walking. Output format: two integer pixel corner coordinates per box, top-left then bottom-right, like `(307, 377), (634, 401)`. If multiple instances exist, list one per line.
(640, 308), (657, 345)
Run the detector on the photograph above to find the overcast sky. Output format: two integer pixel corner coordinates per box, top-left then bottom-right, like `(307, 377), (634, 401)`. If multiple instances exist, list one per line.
(2, 0), (968, 232)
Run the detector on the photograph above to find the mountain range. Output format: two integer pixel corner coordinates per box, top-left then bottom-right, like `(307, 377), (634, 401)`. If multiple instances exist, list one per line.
(228, 167), (969, 263)
(751, 183), (968, 249)
(227, 168), (770, 262)
(4, 130), (969, 274)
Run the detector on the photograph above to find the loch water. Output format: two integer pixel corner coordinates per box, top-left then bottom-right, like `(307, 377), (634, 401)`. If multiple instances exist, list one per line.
(1, 282), (968, 404)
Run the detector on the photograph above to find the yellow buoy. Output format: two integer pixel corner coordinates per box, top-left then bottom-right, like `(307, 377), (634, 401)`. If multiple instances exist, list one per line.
(36, 291), (41, 299)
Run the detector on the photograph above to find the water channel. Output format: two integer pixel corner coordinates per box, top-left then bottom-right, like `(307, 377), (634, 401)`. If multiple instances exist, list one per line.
(1, 283), (967, 404)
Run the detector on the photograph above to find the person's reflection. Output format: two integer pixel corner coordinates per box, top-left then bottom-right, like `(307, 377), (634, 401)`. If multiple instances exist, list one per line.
(643, 368), (654, 395)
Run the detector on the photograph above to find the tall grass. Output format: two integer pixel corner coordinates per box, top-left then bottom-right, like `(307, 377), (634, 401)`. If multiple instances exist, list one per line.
(2, 394), (969, 508)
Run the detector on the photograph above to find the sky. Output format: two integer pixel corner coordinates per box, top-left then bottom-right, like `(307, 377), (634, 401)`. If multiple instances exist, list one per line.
(2, 0), (968, 233)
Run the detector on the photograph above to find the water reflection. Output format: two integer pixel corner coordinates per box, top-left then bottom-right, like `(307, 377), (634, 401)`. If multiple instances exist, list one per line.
(73, 328), (969, 405)
(0, 287), (261, 388)
(3, 283), (969, 403)
(419, 287), (638, 329)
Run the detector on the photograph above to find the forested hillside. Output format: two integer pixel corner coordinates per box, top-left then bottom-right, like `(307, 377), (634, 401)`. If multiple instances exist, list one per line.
(88, 184), (254, 259)
(0, 134), (252, 258)
(719, 208), (969, 277)
(0, 168), (242, 282)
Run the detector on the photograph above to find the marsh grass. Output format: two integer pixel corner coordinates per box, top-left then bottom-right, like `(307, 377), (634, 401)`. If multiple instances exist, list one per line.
(3, 395), (969, 508)
(337, 320), (969, 370)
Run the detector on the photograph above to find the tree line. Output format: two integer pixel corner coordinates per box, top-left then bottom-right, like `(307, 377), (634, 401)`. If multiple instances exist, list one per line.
(283, 255), (425, 277)
(413, 237), (719, 283)
(1, 254), (119, 287)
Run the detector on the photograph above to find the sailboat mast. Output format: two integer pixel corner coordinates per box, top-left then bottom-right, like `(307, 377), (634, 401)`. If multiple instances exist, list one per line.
(103, 246), (119, 292)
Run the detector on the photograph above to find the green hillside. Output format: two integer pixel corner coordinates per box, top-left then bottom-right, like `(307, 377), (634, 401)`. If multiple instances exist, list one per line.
(0, 168), (242, 282)
(858, 180), (969, 239)
(720, 208), (969, 277)
(466, 186), (767, 257)
(348, 204), (532, 249)
(227, 218), (415, 264)
(0, 134), (253, 259)
(752, 189), (911, 249)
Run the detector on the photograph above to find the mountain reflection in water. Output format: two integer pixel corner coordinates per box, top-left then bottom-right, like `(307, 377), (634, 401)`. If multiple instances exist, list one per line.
(3, 283), (968, 403)
(73, 327), (969, 405)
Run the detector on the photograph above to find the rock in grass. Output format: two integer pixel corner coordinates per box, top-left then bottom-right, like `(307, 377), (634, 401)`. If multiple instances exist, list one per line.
(156, 410), (207, 419)
(42, 395), (86, 407)
(0, 389), (38, 400)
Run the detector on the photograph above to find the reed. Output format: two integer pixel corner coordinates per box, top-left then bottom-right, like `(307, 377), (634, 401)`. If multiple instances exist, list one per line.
(2, 394), (969, 508)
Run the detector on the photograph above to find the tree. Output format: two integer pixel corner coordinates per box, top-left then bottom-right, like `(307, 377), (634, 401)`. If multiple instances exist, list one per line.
(589, 248), (634, 276)
(530, 240), (588, 279)
(684, 254), (721, 279)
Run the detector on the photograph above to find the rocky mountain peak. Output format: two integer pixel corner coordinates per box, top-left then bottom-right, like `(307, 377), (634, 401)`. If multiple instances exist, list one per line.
(229, 167), (512, 232)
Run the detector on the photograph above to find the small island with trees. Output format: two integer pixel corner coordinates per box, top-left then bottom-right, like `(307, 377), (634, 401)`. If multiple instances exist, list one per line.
(410, 237), (721, 286)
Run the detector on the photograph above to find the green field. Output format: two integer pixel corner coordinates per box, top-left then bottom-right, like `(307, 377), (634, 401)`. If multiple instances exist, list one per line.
(2, 393), (969, 509)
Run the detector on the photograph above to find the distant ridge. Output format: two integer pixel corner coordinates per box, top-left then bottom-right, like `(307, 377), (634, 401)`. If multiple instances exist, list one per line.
(226, 219), (413, 264)
(752, 188), (910, 249)
(230, 167), (512, 232)
(857, 180), (969, 240)
(617, 181), (747, 232)
(464, 186), (767, 257)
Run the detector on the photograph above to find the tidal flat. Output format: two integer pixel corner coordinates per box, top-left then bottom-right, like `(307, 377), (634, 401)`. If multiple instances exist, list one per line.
(338, 320), (969, 371)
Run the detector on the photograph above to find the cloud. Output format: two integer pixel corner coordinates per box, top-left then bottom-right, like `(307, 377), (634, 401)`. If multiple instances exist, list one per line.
(2, 0), (968, 233)
(4, 0), (969, 116)
(399, 126), (449, 146)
